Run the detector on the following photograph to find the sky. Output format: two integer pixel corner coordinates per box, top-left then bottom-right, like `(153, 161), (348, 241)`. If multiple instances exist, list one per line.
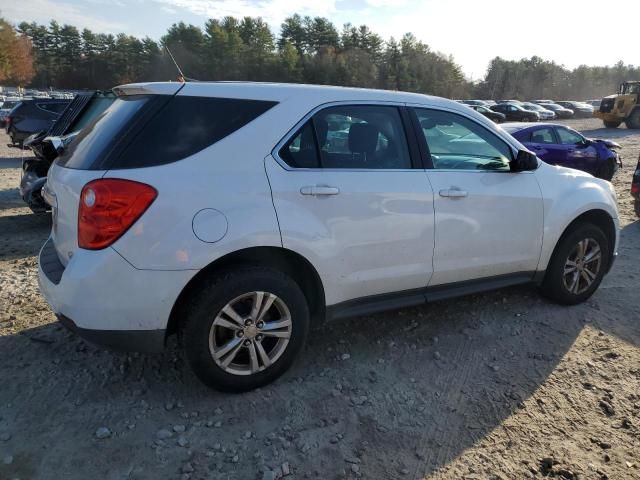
(1, 0), (638, 79)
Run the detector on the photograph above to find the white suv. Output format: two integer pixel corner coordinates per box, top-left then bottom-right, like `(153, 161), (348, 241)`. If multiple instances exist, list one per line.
(38, 82), (619, 392)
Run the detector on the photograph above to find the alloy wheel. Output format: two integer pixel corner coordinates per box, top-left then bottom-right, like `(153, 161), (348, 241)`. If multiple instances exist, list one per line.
(208, 291), (292, 376)
(562, 238), (602, 295)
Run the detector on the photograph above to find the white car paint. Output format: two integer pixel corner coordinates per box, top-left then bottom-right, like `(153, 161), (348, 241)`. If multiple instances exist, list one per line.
(38, 82), (619, 343)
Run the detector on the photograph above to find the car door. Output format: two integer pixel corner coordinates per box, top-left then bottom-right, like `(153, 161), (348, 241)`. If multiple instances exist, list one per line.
(265, 103), (435, 307)
(525, 126), (566, 165)
(411, 107), (543, 286)
(554, 126), (599, 174)
(507, 105), (522, 120)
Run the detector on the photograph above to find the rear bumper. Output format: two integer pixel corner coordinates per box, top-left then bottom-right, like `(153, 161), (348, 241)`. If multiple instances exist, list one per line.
(57, 314), (165, 353)
(37, 237), (195, 353)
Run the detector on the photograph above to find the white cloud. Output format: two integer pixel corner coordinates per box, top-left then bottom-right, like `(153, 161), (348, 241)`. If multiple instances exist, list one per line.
(2, 0), (126, 32)
(152, 0), (337, 26)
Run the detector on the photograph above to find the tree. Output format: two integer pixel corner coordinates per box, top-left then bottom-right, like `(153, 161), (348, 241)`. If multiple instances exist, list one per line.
(0, 18), (34, 85)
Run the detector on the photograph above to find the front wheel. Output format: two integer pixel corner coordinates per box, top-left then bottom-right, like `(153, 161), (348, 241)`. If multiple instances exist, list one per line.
(603, 120), (621, 128)
(180, 267), (310, 392)
(596, 159), (616, 181)
(540, 223), (610, 305)
(625, 109), (640, 129)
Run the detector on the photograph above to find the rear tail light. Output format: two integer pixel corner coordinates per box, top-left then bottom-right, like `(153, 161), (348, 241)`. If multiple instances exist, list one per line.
(632, 183), (640, 195)
(78, 179), (157, 250)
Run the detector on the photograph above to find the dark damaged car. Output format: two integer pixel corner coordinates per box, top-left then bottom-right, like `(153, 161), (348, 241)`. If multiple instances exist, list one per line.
(503, 123), (621, 180)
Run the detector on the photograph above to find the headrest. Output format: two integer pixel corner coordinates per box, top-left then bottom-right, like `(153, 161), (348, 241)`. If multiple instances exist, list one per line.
(348, 123), (378, 155)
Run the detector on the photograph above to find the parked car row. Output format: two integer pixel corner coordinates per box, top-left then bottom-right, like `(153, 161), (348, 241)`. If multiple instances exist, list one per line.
(456, 98), (595, 123)
(0, 99), (20, 128)
(1, 89), (75, 101)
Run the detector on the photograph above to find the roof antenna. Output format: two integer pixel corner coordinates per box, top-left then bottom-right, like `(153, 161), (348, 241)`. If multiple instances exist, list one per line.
(165, 46), (198, 82)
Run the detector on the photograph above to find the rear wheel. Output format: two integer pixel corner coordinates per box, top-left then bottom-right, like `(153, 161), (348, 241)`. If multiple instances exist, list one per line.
(540, 223), (609, 305)
(603, 120), (621, 128)
(635, 200), (640, 219)
(625, 109), (640, 129)
(180, 267), (310, 392)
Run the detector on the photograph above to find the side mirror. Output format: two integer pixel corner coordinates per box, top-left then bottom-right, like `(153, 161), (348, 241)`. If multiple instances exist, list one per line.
(511, 150), (538, 172)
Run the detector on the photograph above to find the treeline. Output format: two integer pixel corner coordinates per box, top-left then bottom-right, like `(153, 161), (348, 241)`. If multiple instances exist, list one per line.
(8, 16), (640, 101)
(14, 15), (470, 98)
(478, 56), (640, 101)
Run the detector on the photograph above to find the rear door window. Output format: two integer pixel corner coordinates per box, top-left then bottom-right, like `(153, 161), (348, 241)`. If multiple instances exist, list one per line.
(314, 105), (412, 169)
(530, 128), (556, 144)
(279, 121), (321, 168)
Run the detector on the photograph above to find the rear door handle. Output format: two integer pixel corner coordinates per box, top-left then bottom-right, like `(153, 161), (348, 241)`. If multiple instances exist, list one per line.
(300, 186), (340, 196)
(439, 188), (468, 198)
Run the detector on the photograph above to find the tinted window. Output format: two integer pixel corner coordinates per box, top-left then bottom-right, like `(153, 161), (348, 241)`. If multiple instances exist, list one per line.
(58, 95), (276, 170)
(313, 105), (411, 169)
(57, 95), (156, 169)
(38, 102), (68, 114)
(68, 95), (116, 131)
(279, 121), (320, 168)
(415, 108), (513, 171)
(530, 128), (555, 144)
(556, 128), (583, 145)
(112, 96), (277, 169)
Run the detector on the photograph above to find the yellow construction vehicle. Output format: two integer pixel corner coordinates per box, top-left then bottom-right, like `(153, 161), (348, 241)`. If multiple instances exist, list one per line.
(595, 81), (640, 129)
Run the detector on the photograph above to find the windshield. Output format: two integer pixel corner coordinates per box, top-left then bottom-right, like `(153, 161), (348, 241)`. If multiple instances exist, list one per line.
(622, 83), (640, 94)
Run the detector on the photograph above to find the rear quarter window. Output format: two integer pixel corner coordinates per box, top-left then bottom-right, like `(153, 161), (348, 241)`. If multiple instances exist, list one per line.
(110, 95), (277, 169)
(58, 95), (277, 170)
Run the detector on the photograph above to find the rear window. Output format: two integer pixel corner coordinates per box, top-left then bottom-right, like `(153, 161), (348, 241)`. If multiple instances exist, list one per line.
(57, 95), (156, 169)
(68, 95), (116, 132)
(57, 94), (277, 170)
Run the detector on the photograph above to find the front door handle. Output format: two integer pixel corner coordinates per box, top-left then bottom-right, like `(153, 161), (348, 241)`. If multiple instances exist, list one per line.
(439, 188), (468, 198)
(300, 185), (340, 196)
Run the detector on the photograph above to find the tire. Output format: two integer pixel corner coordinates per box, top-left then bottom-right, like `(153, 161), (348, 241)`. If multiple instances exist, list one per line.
(625, 109), (640, 129)
(596, 159), (616, 181)
(540, 223), (610, 305)
(635, 200), (640, 219)
(180, 267), (310, 392)
(603, 120), (621, 128)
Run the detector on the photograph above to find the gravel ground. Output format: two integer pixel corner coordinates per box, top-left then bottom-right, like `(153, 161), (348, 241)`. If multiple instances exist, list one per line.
(0, 119), (639, 480)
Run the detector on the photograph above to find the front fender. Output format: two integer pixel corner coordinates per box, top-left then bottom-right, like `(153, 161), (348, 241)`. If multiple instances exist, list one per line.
(535, 164), (619, 271)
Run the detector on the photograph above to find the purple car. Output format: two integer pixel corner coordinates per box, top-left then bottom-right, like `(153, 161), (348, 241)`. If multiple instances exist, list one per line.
(502, 123), (621, 180)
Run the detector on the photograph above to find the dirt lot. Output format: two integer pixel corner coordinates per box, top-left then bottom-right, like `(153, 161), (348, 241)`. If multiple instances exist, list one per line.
(0, 119), (639, 480)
